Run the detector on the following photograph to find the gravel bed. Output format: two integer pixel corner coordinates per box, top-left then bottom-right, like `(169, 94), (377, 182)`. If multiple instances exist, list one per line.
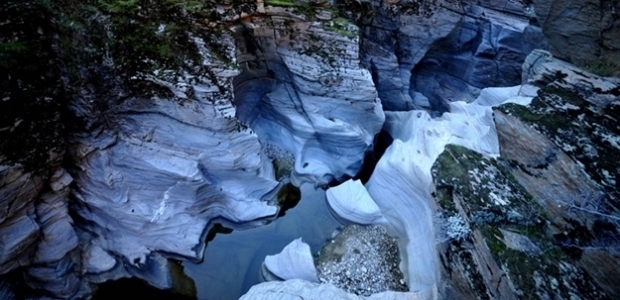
(315, 225), (408, 296)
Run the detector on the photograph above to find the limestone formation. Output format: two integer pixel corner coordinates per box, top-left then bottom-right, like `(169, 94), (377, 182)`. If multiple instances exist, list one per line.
(346, 0), (531, 112)
(532, 0), (620, 65)
(263, 238), (318, 282)
(325, 179), (385, 225)
(2, 0), (620, 298)
(66, 35), (281, 289)
(233, 9), (385, 186)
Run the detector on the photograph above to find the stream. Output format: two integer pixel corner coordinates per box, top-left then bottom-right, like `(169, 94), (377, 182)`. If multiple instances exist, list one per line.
(183, 183), (342, 300)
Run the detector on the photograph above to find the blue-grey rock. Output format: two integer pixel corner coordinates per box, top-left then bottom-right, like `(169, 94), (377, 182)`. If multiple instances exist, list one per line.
(532, 0), (620, 65)
(357, 0), (531, 113)
(66, 34), (281, 290)
(263, 238), (318, 282)
(233, 15), (384, 186)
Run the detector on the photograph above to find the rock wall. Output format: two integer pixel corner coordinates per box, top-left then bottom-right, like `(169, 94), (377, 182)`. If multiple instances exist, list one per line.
(0, 1), (80, 297)
(2, 0), (620, 298)
(0, 0), (386, 297)
(233, 3), (385, 186)
(532, 0), (620, 66)
(338, 0), (532, 112)
(66, 33), (282, 290)
(431, 51), (620, 299)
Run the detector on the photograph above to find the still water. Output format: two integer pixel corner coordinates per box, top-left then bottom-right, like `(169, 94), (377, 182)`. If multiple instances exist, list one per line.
(183, 183), (342, 300)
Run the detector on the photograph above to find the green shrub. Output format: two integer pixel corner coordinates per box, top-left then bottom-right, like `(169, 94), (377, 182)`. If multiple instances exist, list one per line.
(586, 56), (620, 77)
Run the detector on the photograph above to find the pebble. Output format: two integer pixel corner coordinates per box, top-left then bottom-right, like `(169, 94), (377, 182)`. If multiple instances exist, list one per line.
(315, 225), (408, 296)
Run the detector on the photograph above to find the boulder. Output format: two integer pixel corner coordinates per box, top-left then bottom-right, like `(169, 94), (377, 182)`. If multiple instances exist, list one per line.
(326, 179), (385, 225)
(263, 238), (318, 282)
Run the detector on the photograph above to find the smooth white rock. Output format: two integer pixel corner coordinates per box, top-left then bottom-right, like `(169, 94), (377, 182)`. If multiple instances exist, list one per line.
(366, 97), (527, 297)
(473, 85), (536, 107)
(326, 179), (386, 225)
(83, 244), (117, 274)
(263, 238), (318, 283)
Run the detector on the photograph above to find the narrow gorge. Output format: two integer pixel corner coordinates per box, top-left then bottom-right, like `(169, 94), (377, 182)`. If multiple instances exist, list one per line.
(1, 0), (619, 299)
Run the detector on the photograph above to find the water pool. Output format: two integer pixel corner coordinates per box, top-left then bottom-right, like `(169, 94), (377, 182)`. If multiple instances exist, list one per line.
(183, 183), (342, 300)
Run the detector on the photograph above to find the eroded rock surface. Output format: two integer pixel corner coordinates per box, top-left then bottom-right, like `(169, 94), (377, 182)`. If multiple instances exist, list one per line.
(67, 33), (281, 289)
(263, 238), (318, 282)
(233, 5), (385, 186)
(431, 52), (620, 299)
(366, 96), (519, 297)
(340, 0), (532, 112)
(326, 179), (385, 225)
(2, 0), (619, 299)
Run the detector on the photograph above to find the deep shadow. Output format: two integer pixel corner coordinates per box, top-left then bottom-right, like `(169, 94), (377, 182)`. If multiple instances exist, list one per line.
(355, 129), (394, 184)
(93, 278), (196, 300)
(277, 183), (302, 217)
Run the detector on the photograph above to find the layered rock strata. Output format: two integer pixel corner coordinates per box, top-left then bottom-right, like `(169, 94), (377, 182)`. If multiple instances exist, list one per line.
(66, 35), (282, 290)
(532, 0), (620, 66)
(339, 0), (532, 112)
(232, 3), (385, 186)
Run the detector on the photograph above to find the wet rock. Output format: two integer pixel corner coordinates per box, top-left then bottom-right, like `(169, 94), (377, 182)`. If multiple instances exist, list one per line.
(263, 238), (318, 282)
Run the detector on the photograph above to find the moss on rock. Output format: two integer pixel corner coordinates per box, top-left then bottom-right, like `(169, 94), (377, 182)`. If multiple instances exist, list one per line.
(432, 144), (609, 298)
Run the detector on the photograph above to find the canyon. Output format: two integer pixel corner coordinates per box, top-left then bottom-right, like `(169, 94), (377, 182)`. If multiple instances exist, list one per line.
(1, 0), (619, 299)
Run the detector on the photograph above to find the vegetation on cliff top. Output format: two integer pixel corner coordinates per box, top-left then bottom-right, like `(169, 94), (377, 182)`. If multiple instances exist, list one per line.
(0, 1), (65, 173)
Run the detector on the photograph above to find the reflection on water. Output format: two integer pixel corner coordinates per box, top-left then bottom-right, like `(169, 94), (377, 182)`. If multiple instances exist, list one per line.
(183, 183), (342, 300)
